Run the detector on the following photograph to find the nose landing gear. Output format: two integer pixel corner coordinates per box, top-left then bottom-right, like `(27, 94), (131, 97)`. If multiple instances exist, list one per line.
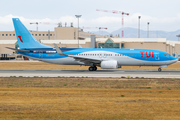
(158, 68), (162, 72)
(89, 66), (97, 71)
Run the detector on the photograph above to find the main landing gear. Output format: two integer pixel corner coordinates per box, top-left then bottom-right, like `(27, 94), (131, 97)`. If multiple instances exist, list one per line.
(89, 66), (97, 71)
(158, 68), (162, 72)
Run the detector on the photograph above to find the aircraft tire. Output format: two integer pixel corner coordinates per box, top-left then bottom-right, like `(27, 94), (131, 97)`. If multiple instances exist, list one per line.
(89, 67), (93, 71)
(89, 67), (97, 71)
(158, 68), (162, 72)
(94, 66), (97, 71)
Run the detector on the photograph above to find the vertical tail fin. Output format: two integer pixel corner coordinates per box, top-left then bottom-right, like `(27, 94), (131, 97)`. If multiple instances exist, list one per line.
(12, 18), (52, 49)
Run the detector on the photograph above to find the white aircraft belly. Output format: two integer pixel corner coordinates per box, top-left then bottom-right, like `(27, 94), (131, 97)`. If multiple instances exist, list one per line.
(42, 57), (84, 65)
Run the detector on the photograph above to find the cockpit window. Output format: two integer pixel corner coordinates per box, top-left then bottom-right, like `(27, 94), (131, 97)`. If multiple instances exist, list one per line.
(164, 54), (170, 57)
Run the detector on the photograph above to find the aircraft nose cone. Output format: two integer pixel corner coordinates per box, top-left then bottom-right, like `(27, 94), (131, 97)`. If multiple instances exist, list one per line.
(171, 59), (178, 64)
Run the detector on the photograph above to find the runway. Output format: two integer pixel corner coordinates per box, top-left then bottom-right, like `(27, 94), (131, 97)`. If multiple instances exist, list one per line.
(0, 69), (180, 78)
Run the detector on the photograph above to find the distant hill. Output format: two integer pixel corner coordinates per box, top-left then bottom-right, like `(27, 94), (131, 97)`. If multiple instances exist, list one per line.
(91, 27), (180, 41)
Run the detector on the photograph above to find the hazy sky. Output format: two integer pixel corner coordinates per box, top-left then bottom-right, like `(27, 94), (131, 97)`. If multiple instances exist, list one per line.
(0, 0), (180, 32)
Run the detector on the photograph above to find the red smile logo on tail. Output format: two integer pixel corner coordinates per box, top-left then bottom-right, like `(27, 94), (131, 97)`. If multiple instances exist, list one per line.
(18, 36), (23, 43)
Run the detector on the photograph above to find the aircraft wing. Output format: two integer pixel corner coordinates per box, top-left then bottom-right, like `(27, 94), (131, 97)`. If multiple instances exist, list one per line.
(54, 43), (101, 64)
(6, 47), (30, 52)
(70, 56), (101, 64)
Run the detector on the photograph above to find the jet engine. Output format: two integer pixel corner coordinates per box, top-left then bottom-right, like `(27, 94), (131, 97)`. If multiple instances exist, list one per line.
(100, 60), (118, 69)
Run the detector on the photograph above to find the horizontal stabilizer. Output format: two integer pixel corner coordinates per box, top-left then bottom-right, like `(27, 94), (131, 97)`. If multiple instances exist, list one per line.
(6, 47), (30, 52)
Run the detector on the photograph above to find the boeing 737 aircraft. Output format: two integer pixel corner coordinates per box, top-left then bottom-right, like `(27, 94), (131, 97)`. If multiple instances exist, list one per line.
(6, 18), (178, 72)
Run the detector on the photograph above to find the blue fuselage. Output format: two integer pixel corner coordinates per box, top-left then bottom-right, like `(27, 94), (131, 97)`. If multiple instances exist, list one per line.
(18, 48), (177, 66)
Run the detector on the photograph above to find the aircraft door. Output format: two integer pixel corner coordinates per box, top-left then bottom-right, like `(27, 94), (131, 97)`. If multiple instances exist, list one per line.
(39, 51), (43, 59)
(155, 52), (159, 60)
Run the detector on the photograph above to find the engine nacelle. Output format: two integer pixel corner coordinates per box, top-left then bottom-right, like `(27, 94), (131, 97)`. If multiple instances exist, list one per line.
(100, 60), (118, 69)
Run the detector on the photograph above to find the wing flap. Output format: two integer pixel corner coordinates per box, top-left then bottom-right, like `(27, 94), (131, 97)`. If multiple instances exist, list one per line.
(72, 56), (101, 63)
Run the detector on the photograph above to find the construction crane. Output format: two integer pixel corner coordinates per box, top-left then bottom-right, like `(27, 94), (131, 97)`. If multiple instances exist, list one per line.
(96, 9), (129, 38)
(30, 22), (58, 31)
(30, 22), (39, 31)
(98, 27), (108, 35)
(82, 27), (108, 35)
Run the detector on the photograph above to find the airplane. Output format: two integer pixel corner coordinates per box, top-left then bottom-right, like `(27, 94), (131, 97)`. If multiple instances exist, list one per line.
(6, 18), (178, 72)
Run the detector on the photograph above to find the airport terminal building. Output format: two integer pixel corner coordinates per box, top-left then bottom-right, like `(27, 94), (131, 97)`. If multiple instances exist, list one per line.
(0, 26), (180, 60)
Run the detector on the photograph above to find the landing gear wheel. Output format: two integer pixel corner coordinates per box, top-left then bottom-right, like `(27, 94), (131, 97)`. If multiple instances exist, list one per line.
(94, 66), (97, 71)
(89, 67), (93, 71)
(158, 68), (162, 72)
(88, 66), (97, 71)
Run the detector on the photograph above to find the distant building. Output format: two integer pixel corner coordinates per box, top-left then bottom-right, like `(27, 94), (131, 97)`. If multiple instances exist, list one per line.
(0, 27), (108, 40)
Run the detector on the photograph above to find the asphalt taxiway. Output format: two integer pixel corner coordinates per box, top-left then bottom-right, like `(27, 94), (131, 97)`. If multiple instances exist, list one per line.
(0, 69), (180, 78)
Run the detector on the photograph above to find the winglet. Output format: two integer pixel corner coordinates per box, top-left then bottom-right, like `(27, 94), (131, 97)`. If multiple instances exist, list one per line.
(54, 43), (67, 56)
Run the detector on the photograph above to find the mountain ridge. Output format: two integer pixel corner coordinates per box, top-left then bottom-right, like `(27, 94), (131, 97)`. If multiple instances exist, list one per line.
(91, 27), (180, 41)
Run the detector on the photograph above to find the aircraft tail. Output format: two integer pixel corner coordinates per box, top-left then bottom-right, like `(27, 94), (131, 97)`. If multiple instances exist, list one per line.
(12, 18), (52, 49)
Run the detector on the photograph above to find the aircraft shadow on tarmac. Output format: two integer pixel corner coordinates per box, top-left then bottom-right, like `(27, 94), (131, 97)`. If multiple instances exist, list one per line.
(54, 70), (180, 73)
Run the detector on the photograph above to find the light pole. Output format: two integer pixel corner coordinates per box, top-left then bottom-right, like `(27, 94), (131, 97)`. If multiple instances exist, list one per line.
(138, 16), (141, 38)
(147, 22), (150, 38)
(75, 15), (82, 48)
